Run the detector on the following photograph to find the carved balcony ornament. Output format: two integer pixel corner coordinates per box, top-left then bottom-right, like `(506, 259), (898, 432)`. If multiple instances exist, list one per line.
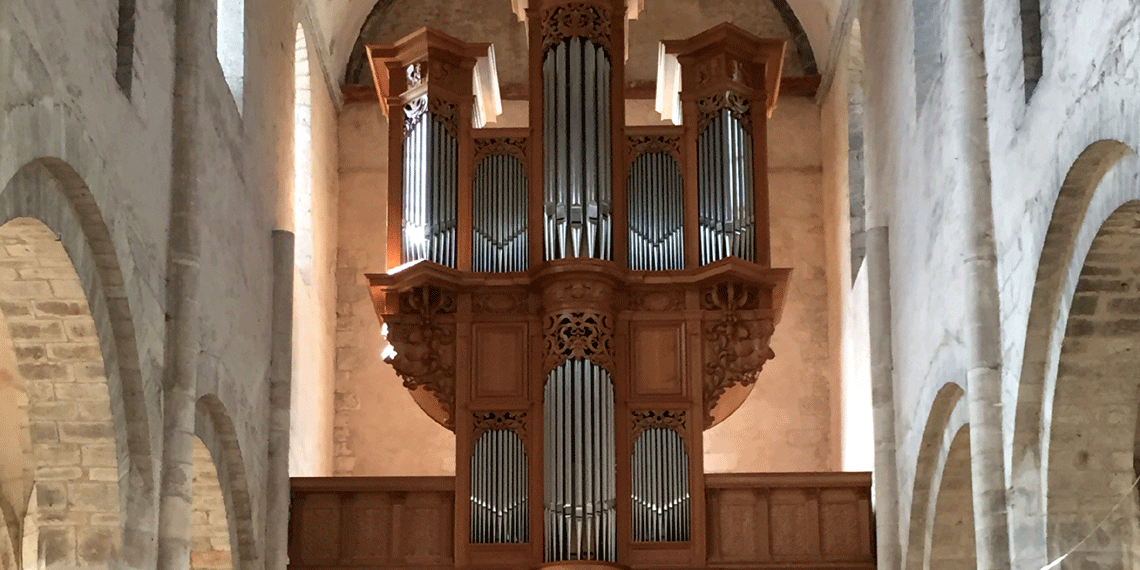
(474, 137), (529, 163)
(543, 311), (615, 374)
(631, 410), (687, 439)
(696, 90), (752, 134)
(541, 2), (614, 54)
(382, 285), (458, 427)
(702, 315), (775, 427)
(627, 133), (683, 164)
(406, 62), (426, 88)
(473, 411), (528, 439)
(701, 281), (761, 312)
(403, 96), (459, 138)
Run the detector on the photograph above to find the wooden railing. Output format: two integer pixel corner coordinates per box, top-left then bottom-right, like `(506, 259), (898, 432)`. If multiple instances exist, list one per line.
(289, 477), (455, 570)
(290, 473), (874, 569)
(705, 472), (874, 569)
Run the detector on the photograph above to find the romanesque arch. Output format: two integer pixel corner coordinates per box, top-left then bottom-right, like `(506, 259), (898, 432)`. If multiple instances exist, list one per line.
(905, 382), (968, 570)
(927, 426), (974, 570)
(0, 101), (157, 569)
(0, 217), (121, 569)
(1010, 139), (1140, 567)
(1045, 201), (1140, 567)
(195, 396), (258, 570)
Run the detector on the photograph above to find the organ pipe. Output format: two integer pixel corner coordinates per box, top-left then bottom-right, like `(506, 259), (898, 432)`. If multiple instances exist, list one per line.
(470, 429), (529, 543)
(403, 96), (459, 268)
(697, 105), (755, 266)
(627, 151), (684, 270)
(543, 37), (613, 261)
(472, 153), (529, 272)
(631, 428), (690, 542)
(543, 359), (616, 562)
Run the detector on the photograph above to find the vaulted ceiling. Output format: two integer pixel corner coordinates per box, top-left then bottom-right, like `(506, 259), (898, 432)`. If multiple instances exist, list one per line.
(299, 0), (843, 92)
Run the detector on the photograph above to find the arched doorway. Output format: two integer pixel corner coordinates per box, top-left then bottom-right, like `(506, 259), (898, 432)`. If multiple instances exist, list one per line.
(927, 426), (975, 570)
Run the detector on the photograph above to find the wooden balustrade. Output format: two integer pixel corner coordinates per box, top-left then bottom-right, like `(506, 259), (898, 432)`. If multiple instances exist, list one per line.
(705, 472), (874, 569)
(289, 472), (874, 570)
(289, 477), (456, 570)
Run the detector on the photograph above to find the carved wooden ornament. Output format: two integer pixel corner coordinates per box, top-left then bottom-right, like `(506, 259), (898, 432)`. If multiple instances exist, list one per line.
(543, 311), (615, 374)
(702, 315), (775, 427)
(382, 286), (458, 428)
(473, 411), (528, 439)
(541, 2), (614, 54)
(631, 410), (687, 439)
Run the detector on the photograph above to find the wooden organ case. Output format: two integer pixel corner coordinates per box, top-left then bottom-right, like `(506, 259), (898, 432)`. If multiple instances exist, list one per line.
(297, 3), (875, 570)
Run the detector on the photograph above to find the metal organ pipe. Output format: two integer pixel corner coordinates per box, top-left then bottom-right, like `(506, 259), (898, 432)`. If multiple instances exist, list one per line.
(543, 359), (616, 561)
(470, 428), (528, 544)
(631, 427), (690, 542)
(542, 38), (613, 261)
(697, 103), (755, 265)
(472, 153), (529, 272)
(402, 96), (458, 267)
(627, 151), (684, 270)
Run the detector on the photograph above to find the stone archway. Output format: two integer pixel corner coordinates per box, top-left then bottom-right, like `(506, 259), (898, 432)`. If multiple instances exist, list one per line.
(195, 396), (258, 570)
(927, 426), (975, 570)
(1046, 201), (1140, 568)
(0, 217), (122, 569)
(191, 438), (232, 570)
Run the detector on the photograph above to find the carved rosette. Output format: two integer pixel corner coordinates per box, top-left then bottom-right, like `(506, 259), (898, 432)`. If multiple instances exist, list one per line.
(474, 137), (529, 163)
(543, 311), (614, 373)
(627, 134), (682, 164)
(702, 315), (775, 427)
(473, 411), (528, 439)
(631, 410), (687, 439)
(697, 91), (753, 134)
(383, 286), (458, 428)
(541, 2), (613, 54)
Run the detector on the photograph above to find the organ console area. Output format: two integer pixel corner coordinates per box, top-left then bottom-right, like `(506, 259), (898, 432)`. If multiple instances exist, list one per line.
(288, 2), (874, 569)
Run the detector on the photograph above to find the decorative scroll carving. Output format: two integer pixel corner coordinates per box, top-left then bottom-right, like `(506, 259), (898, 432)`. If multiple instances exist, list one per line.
(631, 410), (687, 439)
(702, 315), (775, 427)
(384, 286), (458, 428)
(541, 2), (613, 54)
(694, 55), (754, 89)
(473, 411), (528, 439)
(404, 96), (429, 137)
(701, 282), (761, 312)
(627, 290), (685, 312)
(697, 91), (752, 134)
(543, 311), (614, 373)
(474, 137), (528, 163)
(473, 291), (530, 314)
(627, 134), (682, 164)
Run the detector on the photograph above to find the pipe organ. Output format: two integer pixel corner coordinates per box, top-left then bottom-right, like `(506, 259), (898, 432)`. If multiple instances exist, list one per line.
(365, 5), (802, 570)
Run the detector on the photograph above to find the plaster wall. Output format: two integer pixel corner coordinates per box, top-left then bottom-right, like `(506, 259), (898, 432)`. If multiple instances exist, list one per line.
(334, 96), (836, 475)
(0, 0), (301, 566)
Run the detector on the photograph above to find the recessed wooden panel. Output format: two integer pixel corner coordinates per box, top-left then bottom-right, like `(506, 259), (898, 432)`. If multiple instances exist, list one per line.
(769, 489), (819, 560)
(294, 494), (341, 564)
(473, 323), (527, 399)
(631, 323), (684, 396)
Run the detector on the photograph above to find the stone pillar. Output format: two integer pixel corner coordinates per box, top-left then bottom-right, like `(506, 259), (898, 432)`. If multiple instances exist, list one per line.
(159, 2), (209, 569)
(265, 231), (294, 570)
(951, 0), (1011, 567)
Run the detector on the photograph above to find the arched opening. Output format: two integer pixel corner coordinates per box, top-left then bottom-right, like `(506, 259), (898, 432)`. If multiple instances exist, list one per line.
(905, 382), (966, 570)
(196, 396), (258, 570)
(927, 426), (975, 570)
(191, 438), (232, 570)
(0, 217), (122, 569)
(1046, 201), (1140, 567)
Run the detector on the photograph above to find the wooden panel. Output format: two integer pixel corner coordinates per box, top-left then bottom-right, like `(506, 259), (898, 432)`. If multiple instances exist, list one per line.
(704, 472), (874, 569)
(289, 477), (455, 570)
(630, 322), (685, 396)
(473, 323), (527, 399)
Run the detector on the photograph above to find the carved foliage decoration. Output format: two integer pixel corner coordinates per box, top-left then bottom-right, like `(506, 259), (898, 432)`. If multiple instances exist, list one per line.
(631, 410), (687, 439)
(404, 96), (459, 138)
(473, 411), (528, 439)
(474, 137), (528, 163)
(697, 91), (752, 134)
(543, 311), (614, 373)
(383, 286), (458, 428)
(701, 282), (760, 312)
(541, 2), (613, 54)
(627, 134), (682, 164)
(702, 315), (775, 427)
